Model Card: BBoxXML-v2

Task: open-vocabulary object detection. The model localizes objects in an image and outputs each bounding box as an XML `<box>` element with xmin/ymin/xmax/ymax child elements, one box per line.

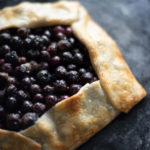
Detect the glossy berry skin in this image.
<box><xmin>0</xmin><ymin>45</ymin><xmax>10</xmax><ymax>57</ymax></box>
<box><xmin>51</xmin><ymin>56</ymin><xmax>61</xmax><ymax>66</ymax></box>
<box><xmin>30</xmin><ymin>84</ymin><xmax>41</xmax><ymax>94</ymax></box>
<box><xmin>67</xmin><ymin>70</ymin><xmax>79</xmax><ymax>83</ymax></box>
<box><xmin>6</xmin><ymin>84</ymin><xmax>17</xmax><ymax>95</ymax></box>
<box><xmin>45</xmin><ymin>95</ymin><xmax>58</xmax><ymax>108</ymax></box>
<box><xmin>0</xmin><ymin>33</ymin><xmax>11</xmax><ymax>45</ymax></box>
<box><xmin>22</xmin><ymin>101</ymin><xmax>33</xmax><ymax>113</ymax></box>
<box><xmin>21</xmin><ymin>112</ymin><xmax>38</xmax><ymax>128</ymax></box>
<box><xmin>47</xmin><ymin>43</ymin><xmax>57</xmax><ymax>56</ymax></box>
<box><xmin>43</xmin><ymin>85</ymin><xmax>54</xmax><ymax>95</ymax></box>
<box><xmin>81</xmin><ymin>72</ymin><xmax>93</xmax><ymax>84</ymax></box>
<box><xmin>41</xmin><ymin>50</ymin><xmax>51</xmax><ymax>61</ymax></box>
<box><xmin>17</xmin><ymin>28</ymin><xmax>30</xmax><ymax>38</ymax></box>
<box><xmin>15</xmin><ymin>65</ymin><xmax>30</xmax><ymax>79</ymax></box>
<box><xmin>33</xmin><ymin>93</ymin><xmax>44</xmax><ymax>102</ymax></box>
<box><xmin>33</xmin><ymin>102</ymin><xmax>46</xmax><ymax>115</ymax></box>
<box><xmin>55</xmin><ymin>66</ymin><xmax>67</xmax><ymax>79</ymax></box>
<box><xmin>60</xmin><ymin>95</ymin><xmax>69</xmax><ymax>101</ymax></box>
<box><xmin>53</xmin><ymin>80</ymin><xmax>68</xmax><ymax>93</ymax></box>
<box><xmin>69</xmin><ymin>84</ymin><xmax>82</xmax><ymax>95</ymax></box>
<box><xmin>57</xmin><ymin>40</ymin><xmax>71</xmax><ymax>51</ymax></box>
<box><xmin>6</xmin><ymin>113</ymin><xmax>20</xmax><ymax>131</ymax></box>
<box><xmin>36</xmin><ymin>70</ymin><xmax>51</xmax><ymax>86</ymax></box>
<box><xmin>67</xmin><ymin>64</ymin><xmax>77</xmax><ymax>70</ymax></box>
<box><xmin>62</xmin><ymin>51</ymin><xmax>73</xmax><ymax>63</ymax></box>
<box><xmin>6</xmin><ymin>97</ymin><xmax>18</xmax><ymax>111</ymax></box>
<box><xmin>5</xmin><ymin>51</ymin><xmax>19</xmax><ymax>66</ymax></box>
<box><xmin>2</xmin><ymin>63</ymin><xmax>13</xmax><ymax>74</ymax></box>
<box><xmin>21</xmin><ymin>77</ymin><xmax>31</xmax><ymax>89</ymax></box>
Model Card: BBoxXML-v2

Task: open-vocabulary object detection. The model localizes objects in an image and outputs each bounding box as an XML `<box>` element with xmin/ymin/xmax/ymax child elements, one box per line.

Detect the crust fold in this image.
<box><xmin>71</xmin><ymin>6</ymin><xmax>146</xmax><ymax>113</ymax></box>
<box><xmin>0</xmin><ymin>129</ymin><xmax>41</xmax><ymax>150</ymax></box>
<box><xmin>21</xmin><ymin>81</ymin><xmax>119</xmax><ymax>150</ymax></box>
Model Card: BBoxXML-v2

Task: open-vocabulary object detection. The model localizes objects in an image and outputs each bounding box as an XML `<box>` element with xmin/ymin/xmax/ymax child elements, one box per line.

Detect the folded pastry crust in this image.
<box><xmin>0</xmin><ymin>1</ymin><xmax>146</xmax><ymax>150</ymax></box>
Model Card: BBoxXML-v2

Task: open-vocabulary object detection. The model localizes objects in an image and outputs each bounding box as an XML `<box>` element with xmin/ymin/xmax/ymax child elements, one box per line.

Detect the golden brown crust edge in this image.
<box><xmin>0</xmin><ymin>129</ymin><xmax>41</xmax><ymax>150</ymax></box>
<box><xmin>71</xmin><ymin>6</ymin><xmax>146</xmax><ymax>113</ymax></box>
<box><xmin>0</xmin><ymin>1</ymin><xmax>146</xmax><ymax>150</ymax></box>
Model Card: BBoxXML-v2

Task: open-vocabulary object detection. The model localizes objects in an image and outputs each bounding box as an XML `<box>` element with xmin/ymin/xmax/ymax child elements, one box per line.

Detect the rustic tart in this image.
<box><xmin>0</xmin><ymin>1</ymin><xmax>146</xmax><ymax>150</ymax></box>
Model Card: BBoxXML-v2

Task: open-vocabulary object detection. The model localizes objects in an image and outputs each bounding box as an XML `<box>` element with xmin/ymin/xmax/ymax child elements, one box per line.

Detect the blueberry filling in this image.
<box><xmin>0</xmin><ymin>26</ymin><xmax>98</xmax><ymax>131</ymax></box>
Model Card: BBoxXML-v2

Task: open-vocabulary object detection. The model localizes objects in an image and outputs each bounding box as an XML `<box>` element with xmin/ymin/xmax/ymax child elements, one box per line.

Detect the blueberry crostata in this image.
<box><xmin>0</xmin><ymin>1</ymin><xmax>146</xmax><ymax>150</ymax></box>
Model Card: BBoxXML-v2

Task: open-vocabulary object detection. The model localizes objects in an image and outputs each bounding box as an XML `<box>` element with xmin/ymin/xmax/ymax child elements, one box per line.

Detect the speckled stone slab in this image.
<box><xmin>0</xmin><ymin>0</ymin><xmax>150</xmax><ymax>150</ymax></box>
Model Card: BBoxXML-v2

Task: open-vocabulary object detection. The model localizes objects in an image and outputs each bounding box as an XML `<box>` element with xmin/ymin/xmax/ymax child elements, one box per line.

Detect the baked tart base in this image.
<box><xmin>0</xmin><ymin>1</ymin><xmax>146</xmax><ymax>150</ymax></box>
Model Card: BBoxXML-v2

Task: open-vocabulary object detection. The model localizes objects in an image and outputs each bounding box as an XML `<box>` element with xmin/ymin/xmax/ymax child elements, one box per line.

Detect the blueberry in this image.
<box><xmin>62</xmin><ymin>51</ymin><xmax>73</xmax><ymax>63</ymax></box>
<box><xmin>22</xmin><ymin>101</ymin><xmax>33</xmax><ymax>113</ymax></box>
<box><xmin>74</xmin><ymin>52</ymin><xmax>83</xmax><ymax>64</ymax></box>
<box><xmin>24</xmin><ymin>37</ymin><xmax>33</xmax><ymax>48</ymax></box>
<box><xmin>41</xmin><ymin>50</ymin><xmax>51</xmax><ymax>61</ymax></box>
<box><xmin>0</xmin><ymin>59</ymin><xmax>5</xmax><ymax>66</ymax></box>
<box><xmin>53</xmin><ymin>80</ymin><xmax>68</xmax><ymax>93</ymax></box>
<box><xmin>6</xmin><ymin>84</ymin><xmax>17</xmax><ymax>95</ymax></box>
<box><xmin>15</xmin><ymin>65</ymin><xmax>30</xmax><ymax>79</ymax></box>
<box><xmin>5</xmin><ymin>51</ymin><xmax>19</xmax><ymax>66</ymax></box>
<box><xmin>21</xmin><ymin>77</ymin><xmax>31</xmax><ymax>89</ymax></box>
<box><xmin>51</xmin><ymin>56</ymin><xmax>61</xmax><ymax>66</ymax></box>
<box><xmin>19</xmin><ymin>57</ymin><xmax>27</xmax><ymax>64</ymax></box>
<box><xmin>47</xmin><ymin>43</ymin><xmax>57</xmax><ymax>56</ymax></box>
<box><xmin>36</xmin><ymin>70</ymin><xmax>51</xmax><ymax>86</ymax></box>
<box><xmin>17</xmin><ymin>28</ymin><xmax>30</xmax><ymax>38</ymax></box>
<box><xmin>33</xmin><ymin>93</ymin><xmax>44</xmax><ymax>102</ymax></box>
<box><xmin>33</xmin><ymin>102</ymin><xmax>46</xmax><ymax>115</ymax></box>
<box><xmin>8</xmin><ymin>77</ymin><xmax>17</xmax><ymax>85</ymax></box>
<box><xmin>45</xmin><ymin>95</ymin><xmax>58</xmax><ymax>108</ymax></box>
<box><xmin>44</xmin><ymin>30</ymin><xmax>51</xmax><ymax>38</ymax></box>
<box><xmin>81</xmin><ymin>72</ymin><xmax>93</xmax><ymax>84</ymax></box>
<box><xmin>55</xmin><ymin>32</ymin><xmax>66</xmax><ymax>41</ymax></box>
<box><xmin>21</xmin><ymin>112</ymin><xmax>38</xmax><ymax>128</ymax></box>
<box><xmin>43</xmin><ymin>85</ymin><xmax>54</xmax><ymax>95</ymax></box>
<box><xmin>17</xmin><ymin>90</ymin><xmax>29</xmax><ymax>102</ymax></box>
<box><xmin>57</xmin><ymin>40</ymin><xmax>71</xmax><ymax>51</ymax></box>
<box><xmin>30</xmin><ymin>60</ymin><xmax>38</xmax><ymax>71</ymax></box>
<box><xmin>69</xmin><ymin>84</ymin><xmax>82</xmax><ymax>95</ymax></box>
<box><xmin>41</xmin><ymin>35</ymin><xmax>50</xmax><ymax>46</ymax></box>
<box><xmin>54</xmin><ymin>26</ymin><xmax>65</xmax><ymax>34</ymax></box>
<box><xmin>0</xmin><ymin>45</ymin><xmax>11</xmax><ymax>57</ymax></box>
<box><xmin>0</xmin><ymin>33</ymin><xmax>11</xmax><ymax>45</ymax></box>
<box><xmin>38</xmin><ymin>62</ymin><xmax>49</xmax><ymax>70</ymax></box>
<box><xmin>67</xmin><ymin>70</ymin><xmax>79</xmax><ymax>83</ymax></box>
<box><xmin>6</xmin><ymin>113</ymin><xmax>20</xmax><ymax>131</ymax></box>
<box><xmin>11</xmin><ymin>36</ymin><xmax>22</xmax><ymax>49</ymax></box>
<box><xmin>69</xmin><ymin>37</ymin><xmax>75</xmax><ymax>46</ymax></box>
<box><xmin>65</xmin><ymin>27</ymin><xmax>72</xmax><ymax>36</ymax></box>
<box><xmin>60</xmin><ymin>95</ymin><xmax>69</xmax><ymax>101</ymax></box>
<box><xmin>2</xmin><ymin>63</ymin><xmax>13</xmax><ymax>74</ymax></box>
<box><xmin>6</xmin><ymin>96</ymin><xmax>18</xmax><ymax>111</ymax></box>
<box><xmin>67</xmin><ymin>64</ymin><xmax>77</xmax><ymax>70</ymax></box>
<box><xmin>30</xmin><ymin>84</ymin><xmax>41</xmax><ymax>94</ymax></box>
<box><xmin>55</xmin><ymin>66</ymin><xmax>67</xmax><ymax>78</ymax></box>
<box><xmin>78</xmin><ymin>68</ymin><xmax>86</xmax><ymax>75</ymax></box>
<box><xmin>30</xmin><ymin>77</ymin><xmax>36</xmax><ymax>84</ymax></box>
<box><xmin>27</xmin><ymin>49</ymin><xmax>40</xmax><ymax>60</ymax></box>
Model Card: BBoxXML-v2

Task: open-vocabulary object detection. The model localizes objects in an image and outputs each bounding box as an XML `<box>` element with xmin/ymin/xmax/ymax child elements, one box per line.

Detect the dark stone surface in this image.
<box><xmin>0</xmin><ymin>0</ymin><xmax>150</xmax><ymax>149</ymax></box>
